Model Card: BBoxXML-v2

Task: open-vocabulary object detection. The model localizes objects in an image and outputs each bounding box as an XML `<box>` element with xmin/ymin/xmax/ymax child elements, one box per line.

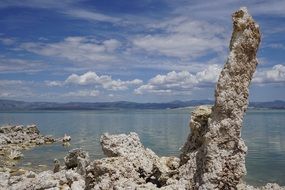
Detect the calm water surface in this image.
<box><xmin>0</xmin><ymin>109</ymin><xmax>284</xmax><ymax>186</ymax></box>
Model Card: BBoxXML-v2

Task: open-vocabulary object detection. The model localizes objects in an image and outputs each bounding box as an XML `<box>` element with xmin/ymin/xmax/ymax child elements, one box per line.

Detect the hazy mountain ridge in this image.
<box><xmin>0</xmin><ymin>99</ymin><xmax>284</xmax><ymax>111</ymax></box>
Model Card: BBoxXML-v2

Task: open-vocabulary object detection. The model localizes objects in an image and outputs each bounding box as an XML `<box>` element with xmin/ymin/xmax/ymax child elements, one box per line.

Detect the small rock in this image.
<box><xmin>63</xmin><ymin>134</ymin><xmax>71</xmax><ymax>142</ymax></box>
<box><xmin>53</xmin><ymin>159</ymin><xmax>60</xmax><ymax>173</ymax></box>
<box><xmin>64</xmin><ymin>149</ymin><xmax>89</xmax><ymax>169</ymax></box>
<box><xmin>8</xmin><ymin>149</ymin><xmax>23</xmax><ymax>160</ymax></box>
<box><xmin>44</xmin><ymin>135</ymin><xmax>56</xmax><ymax>144</ymax></box>
<box><xmin>26</xmin><ymin>171</ymin><xmax>36</xmax><ymax>178</ymax></box>
<box><xmin>71</xmin><ymin>180</ymin><xmax>85</xmax><ymax>190</ymax></box>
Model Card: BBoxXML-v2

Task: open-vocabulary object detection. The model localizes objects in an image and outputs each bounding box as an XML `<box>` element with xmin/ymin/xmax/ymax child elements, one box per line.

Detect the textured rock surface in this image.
<box><xmin>180</xmin><ymin>105</ymin><xmax>212</xmax><ymax>165</ymax></box>
<box><xmin>0</xmin><ymin>124</ymin><xmax>57</xmax><ymax>169</ymax></box>
<box><xmin>0</xmin><ymin>133</ymin><xmax>284</xmax><ymax>190</ymax></box>
<box><xmin>0</xmin><ymin>168</ymin><xmax>85</xmax><ymax>190</ymax></box>
<box><xmin>86</xmin><ymin>132</ymin><xmax>180</xmax><ymax>189</ymax></box>
<box><xmin>179</xmin><ymin>106</ymin><xmax>212</xmax><ymax>187</ymax></box>
<box><xmin>199</xmin><ymin>7</ymin><xmax>261</xmax><ymax>189</ymax></box>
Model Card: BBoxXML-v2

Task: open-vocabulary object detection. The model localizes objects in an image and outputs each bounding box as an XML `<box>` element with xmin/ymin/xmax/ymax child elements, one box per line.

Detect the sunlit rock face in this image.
<box><xmin>181</xmin><ymin>7</ymin><xmax>261</xmax><ymax>190</ymax></box>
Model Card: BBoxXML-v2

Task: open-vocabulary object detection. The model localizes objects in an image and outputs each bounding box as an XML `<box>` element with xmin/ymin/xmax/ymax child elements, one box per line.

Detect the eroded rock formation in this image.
<box><xmin>86</xmin><ymin>133</ymin><xmax>181</xmax><ymax>189</ymax></box>
<box><xmin>181</xmin><ymin>7</ymin><xmax>262</xmax><ymax>189</ymax></box>
<box><xmin>199</xmin><ymin>7</ymin><xmax>261</xmax><ymax>189</ymax></box>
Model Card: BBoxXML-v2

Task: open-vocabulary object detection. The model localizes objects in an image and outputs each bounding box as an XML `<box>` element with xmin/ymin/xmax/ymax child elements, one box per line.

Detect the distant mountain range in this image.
<box><xmin>0</xmin><ymin>99</ymin><xmax>285</xmax><ymax>111</ymax></box>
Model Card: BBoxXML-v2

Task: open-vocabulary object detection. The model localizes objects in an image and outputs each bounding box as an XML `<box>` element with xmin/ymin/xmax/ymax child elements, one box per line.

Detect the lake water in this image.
<box><xmin>0</xmin><ymin>108</ymin><xmax>284</xmax><ymax>186</ymax></box>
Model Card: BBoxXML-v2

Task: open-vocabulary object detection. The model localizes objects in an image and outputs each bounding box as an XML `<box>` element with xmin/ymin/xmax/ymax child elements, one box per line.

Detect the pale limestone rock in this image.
<box><xmin>179</xmin><ymin>7</ymin><xmax>261</xmax><ymax>190</ymax></box>
<box><xmin>85</xmin><ymin>133</ymin><xmax>183</xmax><ymax>189</ymax></box>
<box><xmin>63</xmin><ymin>134</ymin><xmax>71</xmax><ymax>142</ymax></box>
<box><xmin>64</xmin><ymin>148</ymin><xmax>90</xmax><ymax>171</ymax></box>
<box><xmin>8</xmin><ymin>149</ymin><xmax>23</xmax><ymax>160</ymax></box>
<box><xmin>238</xmin><ymin>183</ymin><xmax>285</xmax><ymax>190</ymax></box>
<box><xmin>2</xmin><ymin>169</ymin><xmax>86</xmax><ymax>190</ymax></box>
<box><xmin>100</xmin><ymin>132</ymin><xmax>144</xmax><ymax>157</ymax></box>
<box><xmin>180</xmin><ymin>105</ymin><xmax>212</xmax><ymax>164</ymax></box>
<box><xmin>61</xmin><ymin>184</ymin><xmax>71</xmax><ymax>190</ymax></box>
<box><xmin>25</xmin><ymin>171</ymin><xmax>36</xmax><ymax>178</ymax></box>
<box><xmin>71</xmin><ymin>180</ymin><xmax>85</xmax><ymax>190</ymax></box>
<box><xmin>0</xmin><ymin>124</ymin><xmax>57</xmax><ymax>168</ymax></box>
<box><xmin>260</xmin><ymin>184</ymin><xmax>285</xmax><ymax>190</ymax></box>
<box><xmin>0</xmin><ymin>172</ymin><xmax>9</xmax><ymax>189</ymax></box>
<box><xmin>53</xmin><ymin>159</ymin><xmax>60</xmax><ymax>173</ymax></box>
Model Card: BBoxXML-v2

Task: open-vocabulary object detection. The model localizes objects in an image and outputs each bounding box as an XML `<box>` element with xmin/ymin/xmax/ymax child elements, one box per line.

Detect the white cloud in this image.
<box><xmin>64</xmin><ymin>71</ymin><xmax>143</xmax><ymax>91</ymax></box>
<box><xmin>63</xmin><ymin>90</ymin><xmax>100</xmax><ymax>97</ymax></box>
<box><xmin>0</xmin><ymin>80</ymin><xmax>24</xmax><ymax>86</ymax></box>
<box><xmin>253</xmin><ymin>64</ymin><xmax>285</xmax><ymax>84</ymax></box>
<box><xmin>45</xmin><ymin>81</ymin><xmax>63</xmax><ymax>87</ymax></box>
<box><xmin>20</xmin><ymin>36</ymin><xmax>121</xmax><ymax>63</ymax></box>
<box><xmin>264</xmin><ymin>43</ymin><xmax>285</xmax><ymax>50</ymax></box>
<box><xmin>135</xmin><ymin>64</ymin><xmax>221</xmax><ymax>95</ymax></box>
<box><xmin>64</xmin><ymin>9</ymin><xmax>121</xmax><ymax>23</ymax></box>
<box><xmin>0</xmin><ymin>80</ymin><xmax>35</xmax><ymax>98</ymax></box>
<box><xmin>196</xmin><ymin>64</ymin><xmax>221</xmax><ymax>83</ymax></box>
<box><xmin>0</xmin><ymin>57</ymin><xmax>45</xmax><ymax>73</ymax></box>
<box><xmin>132</xmin><ymin>17</ymin><xmax>226</xmax><ymax>59</ymax></box>
<box><xmin>171</xmin><ymin>0</ymin><xmax>285</xmax><ymax>21</ymax></box>
<box><xmin>135</xmin><ymin>64</ymin><xmax>285</xmax><ymax>96</ymax></box>
<box><xmin>0</xmin><ymin>0</ymin><xmax>121</xmax><ymax>24</ymax></box>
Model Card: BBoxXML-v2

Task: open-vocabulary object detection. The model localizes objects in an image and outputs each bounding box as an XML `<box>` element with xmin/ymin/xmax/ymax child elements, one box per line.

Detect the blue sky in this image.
<box><xmin>0</xmin><ymin>0</ymin><xmax>284</xmax><ymax>102</ymax></box>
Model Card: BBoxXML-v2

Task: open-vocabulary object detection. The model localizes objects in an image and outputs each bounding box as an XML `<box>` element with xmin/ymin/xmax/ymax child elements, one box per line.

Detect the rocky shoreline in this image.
<box><xmin>0</xmin><ymin>128</ymin><xmax>283</xmax><ymax>190</ymax></box>
<box><xmin>0</xmin><ymin>7</ymin><xmax>284</xmax><ymax>190</ymax></box>
<box><xmin>0</xmin><ymin>124</ymin><xmax>57</xmax><ymax>170</ymax></box>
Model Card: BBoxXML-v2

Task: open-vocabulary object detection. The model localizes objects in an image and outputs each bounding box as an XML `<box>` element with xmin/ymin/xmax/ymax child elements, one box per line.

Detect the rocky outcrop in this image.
<box><xmin>0</xmin><ymin>132</ymin><xmax>284</xmax><ymax>189</ymax></box>
<box><xmin>181</xmin><ymin>7</ymin><xmax>262</xmax><ymax>189</ymax></box>
<box><xmin>85</xmin><ymin>133</ymin><xmax>181</xmax><ymax>189</ymax></box>
<box><xmin>0</xmin><ymin>124</ymin><xmax>56</xmax><ymax>169</ymax></box>
<box><xmin>196</xmin><ymin>7</ymin><xmax>261</xmax><ymax>189</ymax></box>
<box><xmin>0</xmin><ymin>167</ymin><xmax>86</xmax><ymax>190</ymax></box>
<box><xmin>0</xmin><ymin>149</ymin><xmax>89</xmax><ymax>190</ymax></box>
<box><xmin>180</xmin><ymin>106</ymin><xmax>212</xmax><ymax>187</ymax></box>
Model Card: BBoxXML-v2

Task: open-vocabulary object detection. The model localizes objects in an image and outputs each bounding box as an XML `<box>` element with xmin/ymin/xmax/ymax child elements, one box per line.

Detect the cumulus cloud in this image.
<box><xmin>132</xmin><ymin>17</ymin><xmax>226</xmax><ymax>59</ymax></box>
<box><xmin>253</xmin><ymin>64</ymin><xmax>285</xmax><ymax>84</ymax></box>
<box><xmin>135</xmin><ymin>64</ymin><xmax>285</xmax><ymax>95</ymax></box>
<box><xmin>20</xmin><ymin>36</ymin><xmax>121</xmax><ymax>63</ymax></box>
<box><xmin>135</xmin><ymin>64</ymin><xmax>221</xmax><ymax>95</ymax></box>
<box><xmin>62</xmin><ymin>71</ymin><xmax>143</xmax><ymax>91</ymax></box>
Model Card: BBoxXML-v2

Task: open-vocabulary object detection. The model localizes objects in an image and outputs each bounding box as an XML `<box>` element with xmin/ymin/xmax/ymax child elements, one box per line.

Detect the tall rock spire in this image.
<box><xmin>198</xmin><ymin>7</ymin><xmax>261</xmax><ymax>189</ymax></box>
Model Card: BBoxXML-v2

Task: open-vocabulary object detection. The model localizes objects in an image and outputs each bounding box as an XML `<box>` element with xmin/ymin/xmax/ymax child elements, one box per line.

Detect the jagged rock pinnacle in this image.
<box><xmin>197</xmin><ymin>7</ymin><xmax>261</xmax><ymax>189</ymax></box>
